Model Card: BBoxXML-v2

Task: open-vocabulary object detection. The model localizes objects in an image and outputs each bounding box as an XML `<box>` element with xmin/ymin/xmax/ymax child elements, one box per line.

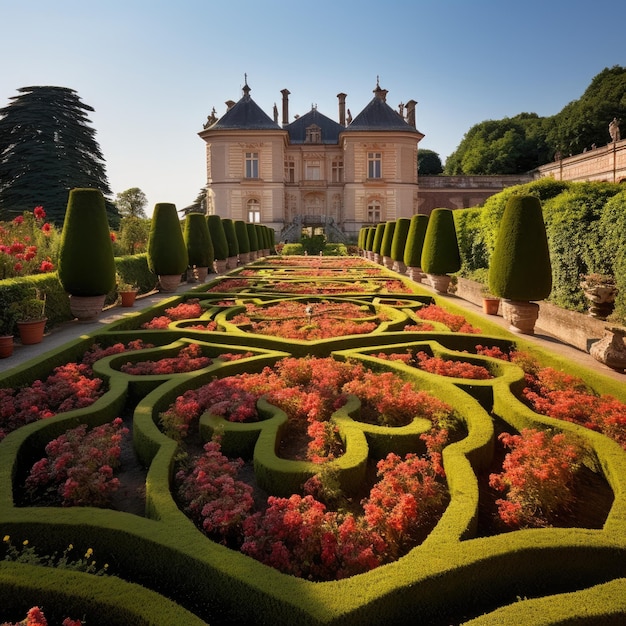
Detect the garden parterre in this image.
<box><xmin>1</xmin><ymin>256</ymin><xmax>626</xmax><ymax>625</ymax></box>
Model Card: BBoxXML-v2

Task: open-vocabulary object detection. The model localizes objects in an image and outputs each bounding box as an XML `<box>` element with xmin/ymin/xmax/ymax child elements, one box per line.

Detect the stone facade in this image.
<box><xmin>199</xmin><ymin>81</ymin><xmax>423</xmax><ymax>242</ymax></box>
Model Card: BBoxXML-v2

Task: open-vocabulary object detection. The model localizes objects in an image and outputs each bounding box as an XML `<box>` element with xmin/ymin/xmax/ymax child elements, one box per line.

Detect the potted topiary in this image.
<box><xmin>371</xmin><ymin>223</ymin><xmax>386</xmax><ymax>265</ymax></box>
<box><xmin>207</xmin><ymin>215</ymin><xmax>229</xmax><ymax>273</ymax></box>
<box><xmin>147</xmin><ymin>203</ymin><xmax>189</xmax><ymax>292</ymax></box>
<box><xmin>235</xmin><ymin>220</ymin><xmax>251</xmax><ymax>264</ymax></box>
<box><xmin>246</xmin><ymin>223</ymin><xmax>259</xmax><ymax>261</ymax></box>
<box><xmin>390</xmin><ymin>217</ymin><xmax>410</xmax><ymax>274</ymax></box>
<box><xmin>116</xmin><ymin>274</ymin><xmax>139</xmax><ymax>307</ymax></box>
<box><xmin>221</xmin><ymin>218</ymin><xmax>240</xmax><ymax>269</ymax></box>
<box><xmin>403</xmin><ymin>214</ymin><xmax>428</xmax><ymax>282</ymax></box>
<box><xmin>488</xmin><ymin>195</ymin><xmax>552</xmax><ymax>334</ymax></box>
<box><xmin>420</xmin><ymin>208</ymin><xmax>461</xmax><ymax>294</ymax></box>
<box><xmin>184</xmin><ymin>213</ymin><xmax>214</xmax><ymax>283</ymax></box>
<box><xmin>380</xmin><ymin>221</ymin><xmax>396</xmax><ymax>269</ymax></box>
<box><xmin>57</xmin><ymin>188</ymin><xmax>117</xmax><ymax>321</ymax></box>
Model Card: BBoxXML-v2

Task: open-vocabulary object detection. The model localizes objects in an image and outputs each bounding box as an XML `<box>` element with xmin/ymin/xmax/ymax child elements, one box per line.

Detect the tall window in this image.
<box><xmin>331</xmin><ymin>158</ymin><xmax>343</xmax><ymax>183</ymax></box>
<box><xmin>305</xmin><ymin>160</ymin><xmax>321</xmax><ymax>180</ymax></box>
<box><xmin>245</xmin><ymin>152</ymin><xmax>259</xmax><ymax>178</ymax></box>
<box><xmin>247</xmin><ymin>199</ymin><xmax>261</xmax><ymax>223</ymax></box>
<box><xmin>285</xmin><ymin>158</ymin><xmax>295</xmax><ymax>183</ymax></box>
<box><xmin>368</xmin><ymin>152</ymin><xmax>382</xmax><ymax>179</ymax></box>
<box><xmin>367</xmin><ymin>200</ymin><xmax>381</xmax><ymax>222</ymax></box>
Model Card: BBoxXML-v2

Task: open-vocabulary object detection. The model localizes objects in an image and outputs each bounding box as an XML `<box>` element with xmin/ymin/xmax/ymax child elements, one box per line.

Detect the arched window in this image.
<box><xmin>247</xmin><ymin>198</ymin><xmax>261</xmax><ymax>223</ymax></box>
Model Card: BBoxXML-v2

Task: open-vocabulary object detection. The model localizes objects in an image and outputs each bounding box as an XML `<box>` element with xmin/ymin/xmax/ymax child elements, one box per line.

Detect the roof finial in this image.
<box><xmin>242</xmin><ymin>73</ymin><xmax>251</xmax><ymax>97</ymax></box>
<box><xmin>376</xmin><ymin>75</ymin><xmax>380</xmax><ymax>88</ymax></box>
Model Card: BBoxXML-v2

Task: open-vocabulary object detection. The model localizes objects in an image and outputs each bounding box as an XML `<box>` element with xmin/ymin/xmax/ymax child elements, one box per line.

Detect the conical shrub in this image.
<box><xmin>391</xmin><ymin>218</ymin><xmax>411</xmax><ymax>263</ymax></box>
<box><xmin>489</xmin><ymin>195</ymin><xmax>552</xmax><ymax>301</ymax></box>
<box><xmin>421</xmin><ymin>209</ymin><xmax>461</xmax><ymax>275</ymax></box>
<box><xmin>403</xmin><ymin>214</ymin><xmax>429</xmax><ymax>267</ymax></box>
<box><xmin>372</xmin><ymin>223</ymin><xmax>385</xmax><ymax>255</ymax></box>
<box><xmin>235</xmin><ymin>220</ymin><xmax>250</xmax><ymax>254</ymax></box>
<box><xmin>147</xmin><ymin>203</ymin><xmax>188</xmax><ymax>275</ymax></box>
<box><xmin>380</xmin><ymin>221</ymin><xmax>396</xmax><ymax>258</ymax></box>
<box><xmin>247</xmin><ymin>223</ymin><xmax>259</xmax><ymax>253</ymax></box>
<box><xmin>184</xmin><ymin>213</ymin><xmax>214</xmax><ymax>268</ymax></box>
<box><xmin>207</xmin><ymin>215</ymin><xmax>229</xmax><ymax>261</ymax></box>
<box><xmin>222</xmin><ymin>218</ymin><xmax>240</xmax><ymax>257</ymax></box>
<box><xmin>58</xmin><ymin>188</ymin><xmax>116</xmax><ymax>296</ymax></box>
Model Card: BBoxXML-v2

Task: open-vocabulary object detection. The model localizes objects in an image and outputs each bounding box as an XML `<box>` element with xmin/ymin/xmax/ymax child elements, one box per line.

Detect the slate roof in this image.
<box><xmin>345</xmin><ymin>94</ymin><xmax>419</xmax><ymax>133</ymax></box>
<box><xmin>286</xmin><ymin>108</ymin><xmax>344</xmax><ymax>144</ymax></box>
<box><xmin>208</xmin><ymin>85</ymin><xmax>282</xmax><ymax>131</ymax></box>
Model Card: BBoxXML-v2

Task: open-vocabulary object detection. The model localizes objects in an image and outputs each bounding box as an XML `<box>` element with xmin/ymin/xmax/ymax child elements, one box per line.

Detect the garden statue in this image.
<box><xmin>609</xmin><ymin>117</ymin><xmax>621</xmax><ymax>143</ymax></box>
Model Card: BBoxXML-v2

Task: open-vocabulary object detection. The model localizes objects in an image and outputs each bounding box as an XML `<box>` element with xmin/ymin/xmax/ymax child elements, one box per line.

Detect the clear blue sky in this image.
<box><xmin>1</xmin><ymin>0</ymin><xmax>625</xmax><ymax>216</ymax></box>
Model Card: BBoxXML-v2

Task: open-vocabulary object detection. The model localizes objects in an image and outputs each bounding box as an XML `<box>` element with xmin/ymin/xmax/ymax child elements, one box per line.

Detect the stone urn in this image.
<box><xmin>501</xmin><ymin>300</ymin><xmax>540</xmax><ymax>334</ymax></box>
<box><xmin>239</xmin><ymin>252</ymin><xmax>250</xmax><ymax>265</ymax></box>
<box><xmin>194</xmin><ymin>266</ymin><xmax>209</xmax><ymax>283</ymax></box>
<box><xmin>392</xmin><ymin>260</ymin><xmax>407</xmax><ymax>274</ymax></box>
<box><xmin>590</xmin><ymin>326</ymin><xmax>626</xmax><ymax>372</ymax></box>
<box><xmin>406</xmin><ymin>267</ymin><xmax>424</xmax><ymax>283</ymax></box>
<box><xmin>158</xmin><ymin>274</ymin><xmax>182</xmax><ymax>292</ymax></box>
<box><xmin>426</xmin><ymin>274</ymin><xmax>451</xmax><ymax>294</ymax></box>
<box><xmin>580</xmin><ymin>275</ymin><xmax>618</xmax><ymax>320</ymax></box>
<box><xmin>382</xmin><ymin>256</ymin><xmax>394</xmax><ymax>269</ymax></box>
<box><xmin>227</xmin><ymin>255</ymin><xmax>239</xmax><ymax>270</ymax></box>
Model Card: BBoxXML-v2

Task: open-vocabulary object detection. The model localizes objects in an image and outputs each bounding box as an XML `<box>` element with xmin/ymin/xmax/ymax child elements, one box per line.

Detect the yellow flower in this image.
<box><xmin>68</xmin><ymin>544</ymin><xmax>73</xmax><ymax>551</ymax></box>
<box><xmin>22</xmin><ymin>540</ymin><xmax>29</xmax><ymax>546</ymax></box>
<box><xmin>84</xmin><ymin>548</ymin><xmax>93</xmax><ymax>558</ymax></box>
<box><xmin>2</xmin><ymin>535</ymin><xmax>9</xmax><ymax>543</ymax></box>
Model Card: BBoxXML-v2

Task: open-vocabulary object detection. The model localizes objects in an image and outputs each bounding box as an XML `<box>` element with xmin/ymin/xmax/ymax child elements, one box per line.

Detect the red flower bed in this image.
<box><xmin>142</xmin><ymin>299</ymin><xmax>206</xmax><ymax>329</ymax></box>
<box><xmin>1</xmin><ymin>606</ymin><xmax>81</xmax><ymax>626</ymax></box>
<box><xmin>415</xmin><ymin>304</ymin><xmax>481</xmax><ymax>333</ymax></box>
<box><xmin>230</xmin><ymin>301</ymin><xmax>386</xmax><ymax>340</ymax></box>
<box><xmin>373</xmin><ymin>351</ymin><xmax>492</xmax><ymax>380</ymax></box>
<box><xmin>120</xmin><ymin>343</ymin><xmax>212</xmax><ymax>375</ymax></box>
<box><xmin>25</xmin><ymin>418</ymin><xmax>129</xmax><ymax>508</ymax></box>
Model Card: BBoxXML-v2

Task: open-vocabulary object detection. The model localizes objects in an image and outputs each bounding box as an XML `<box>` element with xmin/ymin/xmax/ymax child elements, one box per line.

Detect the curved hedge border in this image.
<box><xmin>1</xmin><ymin>258</ymin><xmax>625</xmax><ymax>625</ymax></box>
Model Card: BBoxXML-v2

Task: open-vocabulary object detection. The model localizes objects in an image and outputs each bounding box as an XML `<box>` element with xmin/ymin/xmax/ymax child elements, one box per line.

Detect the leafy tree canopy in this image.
<box><xmin>445</xmin><ymin>66</ymin><xmax>626</xmax><ymax>175</ymax></box>
<box><xmin>0</xmin><ymin>86</ymin><xmax>119</xmax><ymax>227</ymax></box>
<box><xmin>116</xmin><ymin>187</ymin><xmax>148</xmax><ymax>219</ymax></box>
<box><xmin>418</xmin><ymin>149</ymin><xmax>443</xmax><ymax>175</ymax></box>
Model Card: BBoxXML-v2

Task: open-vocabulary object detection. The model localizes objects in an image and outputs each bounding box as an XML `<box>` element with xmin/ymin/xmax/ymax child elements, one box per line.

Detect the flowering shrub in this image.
<box><xmin>0</xmin><ymin>340</ymin><xmax>150</xmax><ymax>441</ymax></box>
<box><xmin>0</xmin><ymin>207</ymin><xmax>58</xmax><ymax>279</ymax></box>
<box><xmin>175</xmin><ymin>441</ymin><xmax>255</xmax><ymax>543</ymax></box>
<box><xmin>0</xmin><ymin>606</ymin><xmax>81</xmax><ymax>626</ymax></box>
<box><xmin>24</xmin><ymin>418</ymin><xmax>128</xmax><ymax>507</ymax></box>
<box><xmin>141</xmin><ymin>299</ymin><xmax>205</xmax><ymax>329</ymax></box>
<box><xmin>489</xmin><ymin>428</ymin><xmax>584</xmax><ymax>528</ymax></box>
<box><xmin>415</xmin><ymin>304</ymin><xmax>481</xmax><ymax>333</ymax></box>
<box><xmin>120</xmin><ymin>343</ymin><xmax>212</xmax><ymax>375</ymax></box>
<box><xmin>373</xmin><ymin>350</ymin><xmax>492</xmax><ymax>380</ymax></box>
<box><xmin>230</xmin><ymin>301</ymin><xmax>385</xmax><ymax>340</ymax></box>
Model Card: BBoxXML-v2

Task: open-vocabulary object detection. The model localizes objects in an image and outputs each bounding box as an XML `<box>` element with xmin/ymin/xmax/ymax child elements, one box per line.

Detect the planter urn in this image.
<box><xmin>0</xmin><ymin>335</ymin><xmax>14</xmax><ymax>358</ymax></box>
<box><xmin>501</xmin><ymin>300</ymin><xmax>540</xmax><ymax>334</ymax></box>
<box><xmin>590</xmin><ymin>326</ymin><xmax>626</xmax><ymax>372</ymax></box>
<box><xmin>17</xmin><ymin>318</ymin><xmax>47</xmax><ymax>344</ymax></box>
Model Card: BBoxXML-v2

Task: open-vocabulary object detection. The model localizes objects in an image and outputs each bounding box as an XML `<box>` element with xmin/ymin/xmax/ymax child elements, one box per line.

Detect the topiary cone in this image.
<box><xmin>380</xmin><ymin>221</ymin><xmax>396</xmax><ymax>267</ymax></box>
<box><xmin>58</xmin><ymin>188</ymin><xmax>116</xmax><ymax>297</ymax></box>
<box><xmin>372</xmin><ymin>223</ymin><xmax>386</xmax><ymax>259</ymax></box>
<box><xmin>184</xmin><ymin>213</ymin><xmax>214</xmax><ymax>279</ymax></box>
<box><xmin>421</xmin><ymin>208</ymin><xmax>461</xmax><ymax>275</ymax></box>
<box><xmin>247</xmin><ymin>223</ymin><xmax>259</xmax><ymax>253</ymax></box>
<box><xmin>207</xmin><ymin>215</ymin><xmax>229</xmax><ymax>261</ymax></box>
<box><xmin>403</xmin><ymin>214</ymin><xmax>429</xmax><ymax>270</ymax></box>
<box><xmin>147</xmin><ymin>203</ymin><xmax>189</xmax><ymax>276</ymax></box>
<box><xmin>488</xmin><ymin>195</ymin><xmax>552</xmax><ymax>301</ymax></box>
<box><xmin>391</xmin><ymin>218</ymin><xmax>410</xmax><ymax>262</ymax></box>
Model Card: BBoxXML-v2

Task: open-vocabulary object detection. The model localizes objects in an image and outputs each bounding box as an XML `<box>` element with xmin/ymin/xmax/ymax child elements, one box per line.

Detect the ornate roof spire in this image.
<box><xmin>242</xmin><ymin>73</ymin><xmax>251</xmax><ymax>97</ymax></box>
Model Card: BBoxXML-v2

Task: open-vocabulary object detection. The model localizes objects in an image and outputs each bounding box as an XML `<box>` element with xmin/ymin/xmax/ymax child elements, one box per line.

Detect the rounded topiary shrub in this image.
<box><xmin>58</xmin><ymin>188</ymin><xmax>116</xmax><ymax>296</ymax></box>
<box><xmin>221</xmin><ymin>218</ymin><xmax>240</xmax><ymax>258</ymax></box>
<box><xmin>184</xmin><ymin>213</ymin><xmax>214</xmax><ymax>268</ymax></box>
<box><xmin>364</xmin><ymin>226</ymin><xmax>376</xmax><ymax>252</ymax></box>
<box><xmin>380</xmin><ymin>221</ymin><xmax>396</xmax><ymax>259</ymax></box>
<box><xmin>489</xmin><ymin>195</ymin><xmax>552</xmax><ymax>301</ymax></box>
<box><xmin>207</xmin><ymin>215</ymin><xmax>229</xmax><ymax>261</ymax></box>
<box><xmin>235</xmin><ymin>220</ymin><xmax>251</xmax><ymax>254</ymax></box>
<box><xmin>147</xmin><ymin>203</ymin><xmax>188</xmax><ymax>275</ymax></box>
<box><xmin>246</xmin><ymin>223</ymin><xmax>259</xmax><ymax>253</ymax></box>
<box><xmin>391</xmin><ymin>218</ymin><xmax>411</xmax><ymax>263</ymax></box>
<box><xmin>403</xmin><ymin>214</ymin><xmax>429</xmax><ymax>267</ymax></box>
<box><xmin>421</xmin><ymin>208</ymin><xmax>461</xmax><ymax>275</ymax></box>
<box><xmin>372</xmin><ymin>223</ymin><xmax>386</xmax><ymax>255</ymax></box>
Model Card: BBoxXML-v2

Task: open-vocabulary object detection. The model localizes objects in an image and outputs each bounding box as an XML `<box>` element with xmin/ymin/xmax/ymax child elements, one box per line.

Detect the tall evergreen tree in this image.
<box><xmin>0</xmin><ymin>86</ymin><xmax>118</xmax><ymax>226</ymax></box>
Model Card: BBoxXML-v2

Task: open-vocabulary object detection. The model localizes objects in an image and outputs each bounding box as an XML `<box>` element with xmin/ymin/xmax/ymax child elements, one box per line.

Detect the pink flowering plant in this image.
<box><xmin>119</xmin><ymin>343</ymin><xmax>212</xmax><ymax>375</ymax></box>
<box><xmin>413</xmin><ymin>304</ymin><xmax>482</xmax><ymax>333</ymax></box>
<box><xmin>0</xmin><ymin>606</ymin><xmax>81</xmax><ymax>626</ymax></box>
<box><xmin>24</xmin><ymin>418</ymin><xmax>129</xmax><ymax>507</ymax></box>
<box><xmin>141</xmin><ymin>299</ymin><xmax>209</xmax><ymax>329</ymax></box>
<box><xmin>0</xmin><ymin>206</ymin><xmax>58</xmax><ymax>279</ymax></box>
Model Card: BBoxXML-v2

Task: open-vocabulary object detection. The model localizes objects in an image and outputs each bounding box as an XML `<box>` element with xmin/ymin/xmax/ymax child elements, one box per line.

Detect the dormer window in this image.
<box><xmin>305</xmin><ymin>124</ymin><xmax>321</xmax><ymax>143</ymax></box>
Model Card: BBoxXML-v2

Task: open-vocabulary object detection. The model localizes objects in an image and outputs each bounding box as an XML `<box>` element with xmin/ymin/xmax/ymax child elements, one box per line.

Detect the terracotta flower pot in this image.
<box><xmin>482</xmin><ymin>297</ymin><xmax>500</xmax><ymax>315</ymax></box>
<box><xmin>0</xmin><ymin>335</ymin><xmax>14</xmax><ymax>358</ymax></box>
<box><xmin>426</xmin><ymin>274</ymin><xmax>451</xmax><ymax>294</ymax></box>
<box><xmin>17</xmin><ymin>319</ymin><xmax>47</xmax><ymax>345</ymax></box>
<box><xmin>120</xmin><ymin>291</ymin><xmax>138</xmax><ymax>307</ymax></box>
<box><xmin>501</xmin><ymin>300</ymin><xmax>540</xmax><ymax>334</ymax></box>
<box><xmin>69</xmin><ymin>295</ymin><xmax>106</xmax><ymax>322</ymax></box>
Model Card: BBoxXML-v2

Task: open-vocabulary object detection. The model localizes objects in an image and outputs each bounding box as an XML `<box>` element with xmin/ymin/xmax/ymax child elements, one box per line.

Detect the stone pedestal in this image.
<box><xmin>590</xmin><ymin>326</ymin><xmax>626</xmax><ymax>372</ymax></box>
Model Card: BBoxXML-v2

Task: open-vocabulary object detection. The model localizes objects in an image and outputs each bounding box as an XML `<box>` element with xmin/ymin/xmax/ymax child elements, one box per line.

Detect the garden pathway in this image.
<box><xmin>1</xmin><ymin>271</ymin><xmax>624</xmax><ymax>383</ymax></box>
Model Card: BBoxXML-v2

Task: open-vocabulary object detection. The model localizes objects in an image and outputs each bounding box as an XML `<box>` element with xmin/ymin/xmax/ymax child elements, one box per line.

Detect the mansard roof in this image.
<box><xmin>208</xmin><ymin>84</ymin><xmax>282</xmax><ymax>131</ymax></box>
<box><xmin>345</xmin><ymin>91</ymin><xmax>419</xmax><ymax>133</ymax></box>
<box><xmin>286</xmin><ymin>108</ymin><xmax>344</xmax><ymax>144</ymax></box>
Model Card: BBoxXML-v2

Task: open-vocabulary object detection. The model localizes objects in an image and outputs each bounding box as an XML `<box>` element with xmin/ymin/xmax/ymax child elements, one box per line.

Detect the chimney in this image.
<box><xmin>405</xmin><ymin>99</ymin><xmax>417</xmax><ymax>128</ymax></box>
<box><xmin>337</xmin><ymin>92</ymin><xmax>347</xmax><ymax>126</ymax></box>
<box><xmin>281</xmin><ymin>89</ymin><xmax>290</xmax><ymax>125</ymax></box>
<box><xmin>225</xmin><ymin>100</ymin><xmax>236</xmax><ymax>111</ymax></box>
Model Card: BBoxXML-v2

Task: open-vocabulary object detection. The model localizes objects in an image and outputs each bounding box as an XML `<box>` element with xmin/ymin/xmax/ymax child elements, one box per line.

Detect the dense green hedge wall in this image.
<box><xmin>454</xmin><ymin>180</ymin><xmax>626</xmax><ymax>324</ymax></box>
